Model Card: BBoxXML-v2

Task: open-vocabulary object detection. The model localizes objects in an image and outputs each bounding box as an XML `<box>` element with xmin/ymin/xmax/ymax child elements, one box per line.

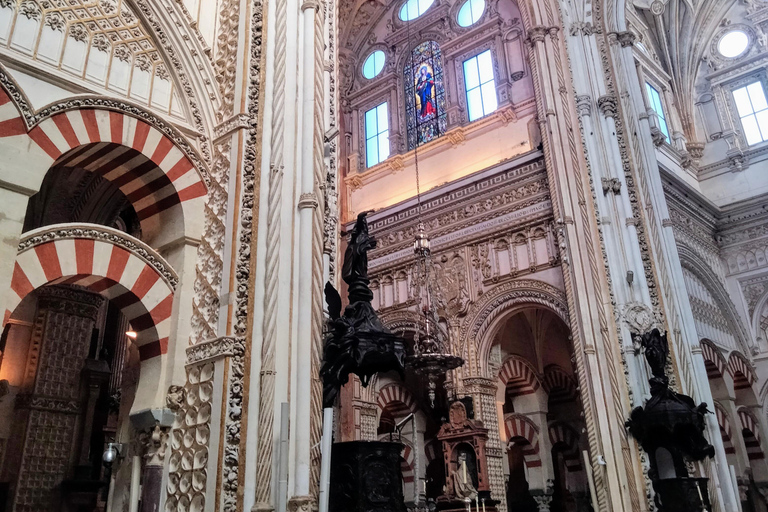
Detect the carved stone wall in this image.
<box><xmin>9</xmin><ymin>287</ymin><xmax>103</xmax><ymax>512</ymax></box>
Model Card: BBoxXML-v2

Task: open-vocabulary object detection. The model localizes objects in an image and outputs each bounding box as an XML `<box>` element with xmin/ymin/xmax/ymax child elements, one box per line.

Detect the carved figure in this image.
<box><xmin>321</xmin><ymin>212</ymin><xmax>406</xmax><ymax>407</ymax></box>
<box><xmin>626</xmin><ymin>328</ymin><xmax>715</xmax><ymax>462</ymax></box>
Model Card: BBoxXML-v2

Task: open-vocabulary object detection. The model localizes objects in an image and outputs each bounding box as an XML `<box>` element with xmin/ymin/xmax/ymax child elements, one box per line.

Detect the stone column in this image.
<box><xmin>464</xmin><ymin>377</ymin><xmax>507</xmax><ymax>512</ymax></box>
<box><xmin>0</xmin><ymin>186</ymin><xmax>33</xmax><ymax>320</ymax></box>
<box><xmin>139</xmin><ymin>425</ymin><xmax>169</xmax><ymax>512</ymax></box>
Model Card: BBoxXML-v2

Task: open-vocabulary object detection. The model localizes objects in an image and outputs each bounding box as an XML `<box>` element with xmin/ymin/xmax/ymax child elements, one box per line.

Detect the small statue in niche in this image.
<box><xmin>452</xmin><ymin>451</ymin><xmax>478</xmax><ymax>502</ymax></box>
<box><xmin>321</xmin><ymin>212</ymin><xmax>406</xmax><ymax>407</ymax></box>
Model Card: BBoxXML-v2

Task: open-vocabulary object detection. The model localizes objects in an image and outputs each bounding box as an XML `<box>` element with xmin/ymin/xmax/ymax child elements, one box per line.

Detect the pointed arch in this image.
<box><xmin>504</xmin><ymin>413</ymin><xmax>541</xmax><ymax>468</ymax></box>
<box><xmin>461</xmin><ymin>278</ymin><xmax>568</xmax><ymax>376</ymax></box>
<box><xmin>677</xmin><ymin>244</ymin><xmax>753</xmax><ymax>354</ymax></box>
<box><xmin>8</xmin><ymin>224</ymin><xmax>176</xmax><ymax>360</ymax></box>
<box><xmin>728</xmin><ymin>351</ymin><xmax>756</xmax><ymax>391</ymax></box>
<box><xmin>498</xmin><ymin>356</ymin><xmax>541</xmax><ymax>397</ymax></box>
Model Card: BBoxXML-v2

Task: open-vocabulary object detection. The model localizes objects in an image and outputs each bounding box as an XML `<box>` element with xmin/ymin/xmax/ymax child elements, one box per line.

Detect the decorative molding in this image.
<box><xmin>214</xmin><ymin>114</ymin><xmax>251</xmax><ymax>140</ymax></box>
<box><xmin>185</xmin><ymin>336</ymin><xmax>244</xmax><ymax>365</ymax></box>
<box><xmin>0</xmin><ymin>65</ymin><xmax>211</xmax><ymax>185</ymax></box>
<box><xmin>14</xmin><ymin>394</ymin><xmax>81</xmax><ymax>414</ymax></box>
<box><xmin>19</xmin><ymin>223</ymin><xmax>179</xmax><ymax>290</ymax></box>
<box><xmin>597</xmin><ymin>94</ymin><xmax>618</xmax><ymax>118</ymax></box>
<box><xmin>601</xmin><ymin>177</ymin><xmax>621</xmax><ymax>195</ymax></box>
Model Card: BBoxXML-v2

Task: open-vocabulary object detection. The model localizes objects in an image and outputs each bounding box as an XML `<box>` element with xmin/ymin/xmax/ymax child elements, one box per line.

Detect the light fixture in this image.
<box><xmin>102</xmin><ymin>442</ymin><xmax>123</xmax><ymax>467</ymax></box>
<box><xmin>402</xmin><ymin>17</ymin><xmax>463</xmax><ymax>408</ymax></box>
<box><xmin>125</xmin><ymin>331</ymin><xmax>137</xmax><ymax>339</ymax></box>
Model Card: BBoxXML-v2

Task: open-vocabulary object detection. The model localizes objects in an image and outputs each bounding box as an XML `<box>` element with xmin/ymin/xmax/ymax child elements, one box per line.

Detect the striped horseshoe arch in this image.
<box><xmin>542</xmin><ymin>365</ymin><xmax>579</xmax><ymax>405</ymax></box>
<box><xmin>728</xmin><ymin>351</ymin><xmax>757</xmax><ymax>391</ymax></box>
<box><xmin>8</xmin><ymin>224</ymin><xmax>177</xmax><ymax>360</ymax></box>
<box><xmin>549</xmin><ymin>422</ymin><xmax>582</xmax><ymax>471</ymax></box>
<box><xmin>0</xmin><ymin>89</ymin><xmax>206</xmax><ymax>237</ymax></box>
<box><xmin>714</xmin><ymin>402</ymin><xmax>736</xmax><ymax>455</ymax></box>
<box><xmin>504</xmin><ymin>413</ymin><xmax>541</xmax><ymax>468</ymax></box>
<box><xmin>499</xmin><ymin>356</ymin><xmax>541</xmax><ymax>398</ymax></box>
<box><xmin>700</xmin><ymin>340</ymin><xmax>727</xmax><ymax>380</ymax></box>
<box><xmin>738</xmin><ymin>408</ymin><xmax>765</xmax><ymax>460</ymax></box>
<box><xmin>377</xmin><ymin>383</ymin><xmax>417</xmax><ymax>419</ymax></box>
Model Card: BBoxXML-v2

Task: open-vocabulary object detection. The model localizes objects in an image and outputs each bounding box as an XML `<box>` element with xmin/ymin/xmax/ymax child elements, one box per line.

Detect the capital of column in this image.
<box><xmin>575</xmin><ymin>95</ymin><xmax>592</xmax><ymax>117</ymax></box>
<box><xmin>597</xmin><ymin>94</ymin><xmax>618</xmax><ymax>118</ymax></box>
<box><xmin>139</xmin><ymin>424</ymin><xmax>170</xmax><ymax>467</ymax></box>
<box><xmin>462</xmin><ymin>377</ymin><xmax>497</xmax><ymax>395</ymax></box>
<box><xmin>300</xmin><ymin>0</ymin><xmax>319</xmax><ymax>11</ymax></box>
<box><xmin>298</xmin><ymin>192</ymin><xmax>319</xmax><ymax>210</ymax></box>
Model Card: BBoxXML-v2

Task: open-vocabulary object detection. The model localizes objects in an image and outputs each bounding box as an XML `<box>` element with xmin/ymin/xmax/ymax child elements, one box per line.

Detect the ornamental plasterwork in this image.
<box><xmin>0</xmin><ymin>0</ymin><xmax>191</xmax><ymax>123</ymax></box>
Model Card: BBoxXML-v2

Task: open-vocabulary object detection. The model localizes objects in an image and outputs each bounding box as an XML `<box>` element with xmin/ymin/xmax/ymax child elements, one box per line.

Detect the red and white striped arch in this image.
<box><xmin>542</xmin><ymin>365</ymin><xmax>578</xmax><ymax>405</ymax></box>
<box><xmin>738</xmin><ymin>408</ymin><xmax>764</xmax><ymax>460</ymax></box>
<box><xmin>701</xmin><ymin>340</ymin><xmax>727</xmax><ymax>380</ymax></box>
<box><xmin>728</xmin><ymin>352</ymin><xmax>756</xmax><ymax>391</ymax></box>
<box><xmin>377</xmin><ymin>383</ymin><xmax>417</xmax><ymax>419</ymax></box>
<box><xmin>0</xmin><ymin>89</ymin><xmax>206</xmax><ymax>237</ymax></box>
<box><xmin>499</xmin><ymin>356</ymin><xmax>541</xmax><ymax>398</ymax></box>
<box><xmin>8</xmin><ymin>226</ymin><xmax>176</xmax><ymax>360</ymax></box>
<box><xmin>549</xmin><ymin>422</ymin><xmax>582</xmax><ymax>471</ymax></box>
<box><xmin>713</xmin><ymin>402</ymin><xmax>735</xmax><ymax>455</ymax></box>
<box><xmin>504</xmin><ymin>413</ymin><xmax>541</xmax><ymax>468</ymax></box>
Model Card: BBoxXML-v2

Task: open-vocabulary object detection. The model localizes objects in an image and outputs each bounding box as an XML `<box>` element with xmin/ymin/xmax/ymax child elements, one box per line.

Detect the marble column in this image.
<box><xmin>139</xmin><ymin>424</ymin><xmax>169</xmax><ymax>512</ymax></box>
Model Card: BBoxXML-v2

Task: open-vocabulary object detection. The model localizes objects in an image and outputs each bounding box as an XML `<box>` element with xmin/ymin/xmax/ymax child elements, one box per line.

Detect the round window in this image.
<box><xmin>457</xmin><ymin>0</ymin><xmax>485</xmax><ymax>27</ymax></box>
<box><xmin>399</xmin><ymin>0</ymin><xmax>435</xmax><ymax>21</ymax></box>
<box><xmin>718</xmin><ymin>30</ymin><xmax>749</xmax><ymax>58</ymax></box>
<box><xmin>362</xmin><ymin>50</ymin><xmax>386</xmax><ymax>79</ymax></box>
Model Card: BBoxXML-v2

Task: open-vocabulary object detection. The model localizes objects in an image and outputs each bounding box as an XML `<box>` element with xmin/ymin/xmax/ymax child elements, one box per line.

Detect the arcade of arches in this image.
<box><xmin>3</xmin><ymin>0</ymin><xmax>768</xmax><ymax>511</ymax></box>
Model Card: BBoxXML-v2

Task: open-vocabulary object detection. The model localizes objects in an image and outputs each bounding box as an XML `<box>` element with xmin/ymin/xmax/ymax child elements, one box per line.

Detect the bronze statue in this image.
<box><xmin>321</xmin><ymin>212</ymin><xmax>406</xmax><ymax>408</ymax></box>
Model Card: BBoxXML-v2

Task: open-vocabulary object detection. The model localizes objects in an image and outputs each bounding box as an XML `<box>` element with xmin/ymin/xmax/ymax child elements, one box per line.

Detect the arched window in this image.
<box><xmin>404</xmin><ymin>41</ymin><xmax>447</xmax><ymax>149</ymax></box>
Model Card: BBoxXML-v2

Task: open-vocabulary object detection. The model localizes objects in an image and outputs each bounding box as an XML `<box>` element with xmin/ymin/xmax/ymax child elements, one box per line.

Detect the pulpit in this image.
<box><xmin>436</xmin><ymin>401</ymin><xmax>498</xmax><ymax>512</ymax></box>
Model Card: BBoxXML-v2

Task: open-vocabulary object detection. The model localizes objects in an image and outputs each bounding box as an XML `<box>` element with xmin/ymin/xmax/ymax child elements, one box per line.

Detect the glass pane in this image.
<box><xmin>365</xmin><ymin>108</ymin><xmax>377</xmax><ymax>139</ymax></box>
<box><xmin>477</xmin><ymin>50</ymin><xmax>493</xmax><ymax>83</ymax></box>
<box><xmin>366</xmin><ymin>137</ymin><xmax>379</xmax><ymax>167</ymax></box>
<box><xmin>464</xmin><ymin>58</ymin><xmax>479</xmax><ymax>90</ymax></box>
<box><xmin>718</xmin><ymin>30</ymin><xmax>749</xmax><ymax>58</ymax></box>
<box><xmin>755</xmin><ymin>110</ymin><xmax>768</xmax><ymax>142</ymax></box>
<box><xmin>457</xmin><ymin>2</ymin><xmax>471</xmax><ymax>26</ymax></box>
<box><xmin>741</xmin><ymin>115</ymin><xmax>762</xmax><ymax>145</ymax></box>
<box><xmin>363</xmin><ymin>56</ymin><xmax>375</xmax><ymax>79</ymax></box>
<box><xmin>378</xmin><ymin>130</ymin><xmax>390</xmax><ymax>161</ymax></box>
<box><xmin>471</xmin><ymin>0</ymin><xmax>485</xmax><ymax>21</ymax></box>
<box><xmin>748</xmin><ymin>82</ymin><xmax>768</xmax><ymax>112</ymax></box>
<box><xmin>481</xmin><ymin>81</ymin><xmax>497</xmax><ymax>114</ymax></box>
<box><xmin>377</xmin><ymin>103</ymin><xmax>388</xmax><ymax>135</ymax></box>
<box><xmin>467</xmin><ymin>87</ymin><xmax>483</xmax><ymax>121</ymax></box>
<box><xmin>733</xmin><ymin>87</ymin><xmax>754</xmax><ymax>117</ymax></box>
<box><xmin>658</xmin><ymin>117</ymin><xmax>670</xmax><ymax>141</ymax></box>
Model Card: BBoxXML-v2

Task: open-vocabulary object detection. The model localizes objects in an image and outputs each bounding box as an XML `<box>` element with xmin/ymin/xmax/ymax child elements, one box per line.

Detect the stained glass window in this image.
<box><xmin>404</xmin><ymin>41</ymin><xmax>447</xmax><ymax>150</ymax></box>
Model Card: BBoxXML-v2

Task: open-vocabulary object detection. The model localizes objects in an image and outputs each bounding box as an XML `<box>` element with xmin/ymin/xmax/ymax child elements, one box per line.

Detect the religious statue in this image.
<box><xmin>626</xmin><ymin>328</ymin><xmax>715</xmax><ymax>461</ymax></box>
<box><xmin>321</xmin><ymin>212</ymin><xmax>406</xmax><ymax>407</ymax></box>
<box><xmin>452</xmin><ymin>452</ymin><xmax>478</xmax><ymax>503</ymax></box>
<box><xmin>640</xmin><ymin>328</ymin><xmax>668</xmax><ymax>382</ymax></box>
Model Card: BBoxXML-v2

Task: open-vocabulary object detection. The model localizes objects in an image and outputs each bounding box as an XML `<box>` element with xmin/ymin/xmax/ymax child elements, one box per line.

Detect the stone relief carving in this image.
<box><xmin>140</xmin><ymin>424</ymin><xmax>170</xmax><ymax>466</ymax></box>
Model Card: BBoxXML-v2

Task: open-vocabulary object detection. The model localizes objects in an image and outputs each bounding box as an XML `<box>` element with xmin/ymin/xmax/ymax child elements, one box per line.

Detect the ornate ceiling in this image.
<box><xmin>633</xmin><ymin>0</ymin><xmax>741</xmax><ymax>141</ymax></box>
<box><xmin>0</xmin><ymin>0</ymin><xmax>192</xmax><ymax>123</ymax></box>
